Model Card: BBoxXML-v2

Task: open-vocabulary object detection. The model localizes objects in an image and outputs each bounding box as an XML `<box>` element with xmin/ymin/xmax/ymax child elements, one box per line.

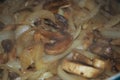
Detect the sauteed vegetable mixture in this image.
<box><xmin>0</xmin><ymin>0</ymin><xmax>120</xmax><ymax>80</ymax></box>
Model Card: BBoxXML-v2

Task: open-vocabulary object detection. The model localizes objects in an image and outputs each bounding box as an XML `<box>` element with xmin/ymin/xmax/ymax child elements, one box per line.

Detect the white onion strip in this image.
<box><xmin>15</xmin><ymin>24</ymin><xmax>31</xmax><ymax>39</ymax></box>
<box><xmin>104</xmin><ymin>14</ymin><xmax>120</xmax><ymax>28</ymax></box>
<box><xmin>100</xmin><ymin>29</ymin><xmax>120</xmax><ymax>39</ymax></box>
<box><xmin>0</xmin><ymin>30</ymin><xmax>14</xmax><ymax>42</ymax></box>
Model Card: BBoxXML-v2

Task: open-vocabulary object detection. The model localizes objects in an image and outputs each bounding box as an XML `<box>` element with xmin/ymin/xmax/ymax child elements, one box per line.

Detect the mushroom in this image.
<box><xmin>72</xmin><ymin>51</ymin><xmax>107</xmax><ymax>69</ymax></box>
<box><xmin>45</xmin><ymin>34</ymin><xmax>72</xmax><ymax>55</ymax></box>
<box><xmin>89</xmin><ymin>30</ymin><xmax>112</xmax><ymax>59</ymax></box>
<box><xmin>19</xmin><ymin>43</ymin><xmax>45</xmax><ymax>70</ymax></box>
<box><xmin>39</xmin><ymin>29</ymin><xmax>73</xmax><ymax>55</ymax></box>
<box><xmin>40</xmin><ymin>29</ymin><xmax>64</xmax><ymax>39</ymax></box>
<box><xmin>62</xmin><ymin>60</ymin><xmax>102</xmax><ymax>78</ymax></box>
<box><xmin>55</xmin><ymin>14</ymin><xmax>68</xmax><ymax>31</ymax></box>
<box><xmin>60</xmin><ymin>48</ymin><xmax>108</xmax><ymax>78</ymax></box>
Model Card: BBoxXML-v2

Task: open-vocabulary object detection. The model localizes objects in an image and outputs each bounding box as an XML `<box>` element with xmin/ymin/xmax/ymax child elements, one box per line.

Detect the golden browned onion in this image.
<box><xmin>43</xmin><ymin>0</ymin><xmax>70</xmax><ymax>14</ymax></box>
<box><xmin>24</xmin><ymin>10</ymin><xmax>56</xmax><ymax>26</ymax></box>
<box><xmin>19</xmin><ymin>43</ymin><xmax>44</xmax><ymax>70</ymax></box>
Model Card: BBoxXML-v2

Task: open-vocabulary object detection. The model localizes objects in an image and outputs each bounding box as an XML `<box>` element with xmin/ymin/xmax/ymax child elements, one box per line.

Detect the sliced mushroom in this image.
<box><xmin>37</xmin><ymin>29</ymin><xmax>73</xmax><ymax>55</ymax></box>
<box><xmin>34</xmin><ymin>30</ymin><xmax>48</xmax><ymax>43</ymax></box>
<box><xmin>44</xmin><ymin>18</ymin><xmax>58</xmax><ymax>30</ymax></box>
<box><xmin>55</xmin><ymin>14</ymin><xmax>68</xmax><ymax>31</ymax></box>
<box><xmin>62</xmin><ymin>60</ymin><xmax>103</xmax><ymax>78</ymax></box>
<box><xmin>73</xmin><ymin>51</ymin><xmax>107</xmax><ymax>69</ymax></box>
<box><xmin>72</xmin><ymin>52</ymin><xmax>93</xmax><ymax>66</ymax></box>
<box><xmin>45</xmin><ymin>35</ymin><xmax>72</xmax><ymax>55</ymax></box>
<box><xmin>89</xmin><ymin>30</ymin><xmax>112</xmax><ymax>59</ymax></box>
<box><xmin>92</xmin><ymin>59</ymin><xmax>107</xmax><ymax>70</ymax></box>
<box><xmin>40</xmin><ymin>29</ymin><xmax>64</xmax><ymax>39</ymax></box>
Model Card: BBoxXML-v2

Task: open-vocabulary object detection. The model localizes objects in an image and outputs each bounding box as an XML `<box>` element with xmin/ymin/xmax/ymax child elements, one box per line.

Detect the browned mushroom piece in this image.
<box><xmin>45</xmin><ymin>34</ymin><xmax>72</xmax><ymax>55</ymax></box>
<box><xmin>44</xmin><ymin>14</ymin><xmax>68</xmax><ymax>31</ymax></box>
<box><xmin>43</xmin><ymin>0</ymin><xmax>70</xmax><ymax>14</ymax></box>
<box><xmin>62</xmin><ymin>60</ymin><xmax>103</xmax><ymax>78</ymax></box>
<box><xmin>72</xmin><ymin>51</ymin><xmax>107</xmax><ymax>70</ymax></box>
<box><xmin>34</xmin><ymin>30</ymin><xmax>48</xmax><ymax>43</ymax></box>
<box><xmin>89</xmin><ymin>30</ymin><xmax>112</xmax><ymax>59</ymax></box>
<box><xmin>40</xmin><ymin>29</ymin><xmax>65</xmax><ymax>40</ymax></box>
<box><xmin>34</xmin><ymin>28</ymin><xmax>73</xmax><ymax>55</ymax></box>
<box><xmin>72</xmin><ymin>52</ymin><xmax>93</xmax><ymax>66</ymax></box>
<box><xmin>55</xmin><ymin>14</ymin><xmax>68</xmax><ymax>31</ymax></box>
<box><xmin>45</xmin><ymin>33</ymin><xmax>73</xmax><ymax>55</ymax></box>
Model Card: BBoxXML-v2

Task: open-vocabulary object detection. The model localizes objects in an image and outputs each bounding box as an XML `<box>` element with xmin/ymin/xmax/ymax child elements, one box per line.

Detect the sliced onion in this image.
<box><xmin>100</xmin><ymin>29</ymin><xmax>120</xmax><ymax>39</ymax></box>
<box><xmin>24</xmin><ymin>10</ymin><xmax>55</xmax><ymax>25</ymax></box>
<box><xmin>0</xmin><ymin>30</ymin><xmax>14</xmax><ymax>42</ymax></box>
<box><xmin>15</xmin><ymin>24</ymin><xmax>31</xmax><ymax>39</ymax></box>
<box><xmin>22</xmin><ymin>69</ymin><xmax>46</xmax><ymax>80</ymax></box>
<box><xmin>2</xmin><ymin>68</ymin><xmax>9</xmax><ymax>80</ymax></box>
<box><xmin>57</xmin><ymin>65</ymin><xmax>87</xmax><ymax>80</ymax></box>
<box><xmin>73</xmin><ymin>49</ymin><xmax>100</xmax><ymax>60</ymax></box>
<box><xmin>38</xmin><ymin>72</ymin><xmax>53</xmax><ymax>80</ymax></box>
<box><xmin>0</xmin><ymin>64</ymin><xmax>21</xmax><ymax>76</ymax></box>
<box><xmin>16</xmin><ymin>29</ymin><xmax>35</xmax><ymax>56</ymax></box>
<box><xmin>74</xmin><ymin>4</ymin><xmax>101</xmax><ymax>26</ymax></box>
<box><xmin>104</xmin><ymin>14</ymin><xmax>120</xmax><ymax>28</ymax></box>
<box><xmin>6</xmin><ymin>60</ymin><xmax>21</xmax><ymax>70</ymax></box>
<box><xmin>72</xmin><ymin>25</ymin><xmax>81</xmax><ymax>39</ymax></box>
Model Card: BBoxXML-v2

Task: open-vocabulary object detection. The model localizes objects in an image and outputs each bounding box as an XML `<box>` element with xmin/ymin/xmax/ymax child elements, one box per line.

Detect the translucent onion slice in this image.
<box><xmin>15</xmin><ymin>24</ymin><xmax>31</xmax><ymax>39</ymax></box>
<box><xmin>0</xmin><ymin>30</ymin><xmax>14</xmax><ymax>42</ymax></box>
<box><xmin>100</xmin><ymin>29</ymin><xmax>120</xmax><ymax>39</ymax></box>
